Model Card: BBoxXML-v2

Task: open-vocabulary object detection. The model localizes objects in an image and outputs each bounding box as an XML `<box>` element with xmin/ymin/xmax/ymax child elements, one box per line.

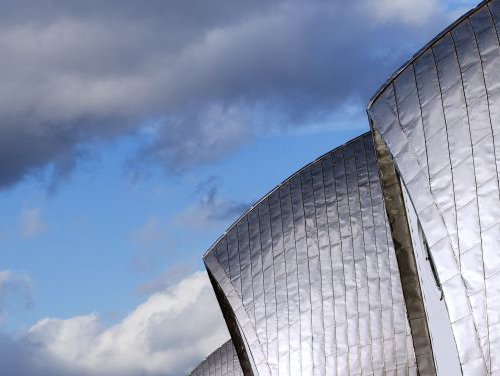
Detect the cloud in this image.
<box><xmin>130</xmin><ymin>216</ymin><xmax>177</xmax><ymax>273</ymax></box>
<box><xmin>136</xmin><ymin>104</ymin><xmax>251</xmax><ymax>174</ymax></box>
<box><xmin>176</xmin><ymin>176</ymin><xmax>249</xmax><ymax>229</ymax></box>
<box><xmin>366</xmin><ymin>0</ymin><xmax>439</xmax><ymax>25</ymax></box>
<box><xmin>132</xmin><ymin>216</ymin><xmax>166</xmax><ymax>247</ymax></box>
<box><xmin>19</xmin><ymin>208</ymin><xmax>48</xmax><ymax>238</ymax></box>
<box><xmin>0</xmin><ymin>271</ymin><xmax>229</xmax><ymax>376</ymax></box>
<box><xmin>0</xmin><ymin>0</ymin><xmax>456</xmax><ymax>189</ymax></box>
<box><xmin>0</xmin><ymin>270</ymin><xmax>33</xmax><ymax>323</ymax></box>
<box><xmin>135</xmin><ymin>264</ymin><xmax>195</xmax><ymax>296</ymax></box>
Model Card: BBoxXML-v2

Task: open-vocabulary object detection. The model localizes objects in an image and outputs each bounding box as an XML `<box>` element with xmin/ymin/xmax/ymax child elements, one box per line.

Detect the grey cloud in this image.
<box><xmin>176</xmin><ymin>176</ymin><xmax>249</xmax><ymax>228</ymax></box>
<box><xmin>0</xmin><ymin>270</ymin><xmax>34</xmax><ymax>318</ymax></box>
<box><xmin>134</xmin><ymin>104</ymin><xmax>251</xmax><ymax>174</ymax></box>
<box><xmin>129</xmin><ymin>216</ymin><xmax>184</xmax><ymax>274</ymax></box>
<box><xmin>0</xmin><ymin>0</ymin><xmax>453</xmax><ymax>188</ymax></box>
<box><xmin>0</xmin><ymin>334</ymin><xmax>71</xmax><ymax>376</ymax></box>
<box><xmin>135</xmin><ymin>264</ymin><xmax>195</xmax><ymax>296</ymax></box>
<box><xmin>132</xmin><ymin>216</ymin><xmax>167</xmax><ymax>247</ymax></box>
<box><xmin>19</xmin><ymin>208</ymin><xmax>48</xmax><ymax>239</ymax></box>
<box><xmin>0</xmin><ymin>333</ymin><xmax>101</xmax><ymax>376</ymax></box>
<box><xmin>196</xmin><ymin>176</ymin><xmax>250</xmax><ymax>222</ymax></box>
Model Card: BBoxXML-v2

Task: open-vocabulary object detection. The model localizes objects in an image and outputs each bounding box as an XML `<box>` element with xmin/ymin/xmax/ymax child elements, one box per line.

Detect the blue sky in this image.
<box><xmin>0</xmin><ymin>0</ymin><xmax>478</xmax><ymax>375</ymax></box>
<box><xmin>0</xmin><ymin>125</ymin><xmax>362</xmax><ymax>331</ymax></box>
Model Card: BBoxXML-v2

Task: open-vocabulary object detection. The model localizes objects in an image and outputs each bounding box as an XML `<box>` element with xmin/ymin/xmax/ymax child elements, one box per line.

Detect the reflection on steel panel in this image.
<box><xmin>368</xmin><ymin>1</ymin><xmax>500</xmax><ymax>374</ymax></box>
<box><xmin>190</xmin><ymin>340</ymin><xmax>243</xmax><ymax>376</ymax></box>
<box><xmin>402</xmin><ymin>181</ymin><xmax>462</xmax><ymax>376</ymax></box>
<box><xmin>372</xmin><ymin>129</ymin><xmax>436</xmax><ymax>376</ymax></box>
<box><xmin>204</xmin><ymin>133</ymin><xmax>417</xmax><ymax>375</ymax></box>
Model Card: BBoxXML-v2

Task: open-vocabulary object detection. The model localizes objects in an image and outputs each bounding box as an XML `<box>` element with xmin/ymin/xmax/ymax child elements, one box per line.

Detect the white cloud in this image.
<box><xmin>365</xmin><ymin>0</ymin><xmax>440</xmax><ymax>26</ymax></box>
<box><xmin>19</xmin><ymin>208</ymin><xmax>48</xmax><ymax>238</ymax></box>
<box><xmin>7</xmin><ymin>271</ymin><xmax>229</xmax><ymax>376</ymax></box>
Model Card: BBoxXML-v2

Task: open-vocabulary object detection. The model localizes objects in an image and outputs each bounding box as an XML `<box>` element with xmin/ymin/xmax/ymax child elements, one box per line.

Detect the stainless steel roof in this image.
<box><xmin>204</xmin><ymin>134</ymin><xmax>417</xmax><ymax>375</ymax></box>
<box><xmin>368</xmin><ymin>1</ymin><xmax>500</xmax><ymax>373</ymax></box>
<box><xmin>190</xmin><ymin>340</ymin><xmax>243</xmax><ymax>376</ymax></box>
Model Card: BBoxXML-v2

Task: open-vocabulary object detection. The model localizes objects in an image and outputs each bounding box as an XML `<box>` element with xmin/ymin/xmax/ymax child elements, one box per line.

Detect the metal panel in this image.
<box><xmin>190</xmin><ymin>340</ymin><xmax>244</xmax><ymax>376</ymax></box>
<box><xmin>401</xmin><ymin>179</ymin><xmax>462</xmax><ymax>376</ymax></box>
<box><xmin>372</xmin><ymin>129</ymin><xmax>437</xmax><ymax>376</ymax></box>
<box><xmin>204</xmin><ymin>134</ymin><xmax>417</xmax><ymax>375</ymax></box>
<box><xmin>368</xmin><ymin>1</ymin><xmax>500</xmax><ymax>374</ymax></box>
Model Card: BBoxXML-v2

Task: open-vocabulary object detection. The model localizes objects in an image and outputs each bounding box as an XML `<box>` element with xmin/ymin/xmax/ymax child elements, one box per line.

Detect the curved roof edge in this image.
<box><xmin>188</xmin><ymin>339</ymin><xmax>241</xmax><ymax>376</ymax></box>
<box><xmin>202</xmin><ymin>131</ymin><xmax>372</xmax><ymax>258</ymax></box>
<box><xmin>190</xmin><ymin>339</ymin><xmax>232</xmax><ymax>370</ymax></box>
<box><xmin>367</xmin><ymin>0</ymin><xmax>487</xmax><ymax>110</ymax></box>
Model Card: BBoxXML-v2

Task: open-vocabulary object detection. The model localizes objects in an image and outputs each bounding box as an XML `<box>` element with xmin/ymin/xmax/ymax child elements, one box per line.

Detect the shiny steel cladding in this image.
<box><xmin>372</xmin><ymin>128</ymin><xmax>436</xmax><ymax>376</ymax></box>
<box><xmin>204</xmin><ymin>134</ymin><xmax>417</xmax><ymax>376</ymax></box>
<box><xmin>368</xmin><ymin>1</ymin><xmax>500</xmax><ymax>374</ymax></box>
<box><xmin>190</xmin><ymin>340</ymin><xmax>244</xmax><ymax>376</ymax></box>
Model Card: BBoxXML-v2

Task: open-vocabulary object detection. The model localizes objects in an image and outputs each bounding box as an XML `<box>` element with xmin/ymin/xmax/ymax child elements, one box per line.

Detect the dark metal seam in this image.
<box><xmin>206</xmin><ymin>267</ymin><xmax>254</xmax><ymax>376</ymax></box>
<box><xmin>370</xmin><ymin>127</ymin><xmax>437</xmax><ymax>376</ymax></box>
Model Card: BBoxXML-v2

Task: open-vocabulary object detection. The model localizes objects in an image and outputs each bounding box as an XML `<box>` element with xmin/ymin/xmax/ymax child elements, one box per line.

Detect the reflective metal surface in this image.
<box><xmin>401</xmin><ymin>180</ymin><xmax>462</xmax><ymax>376</ymax></box>
<box><xmin>204</xmin><ymin>134</ymin><xmax>417</xmax><ymax>375</ymax></box>
<box><xmin>190</xmin><ymin>340</ymin><xmax>243</xmax><ymax>376</ymax></box>
<box><xmin>368</xmin><ymin>1</ymin><xmax>500</xmax><ymax>374</ymax></box>
<box><xmin>372</xmin><ymin>129</ymin><xmax>436</xmax><ymax>375</ymax></box>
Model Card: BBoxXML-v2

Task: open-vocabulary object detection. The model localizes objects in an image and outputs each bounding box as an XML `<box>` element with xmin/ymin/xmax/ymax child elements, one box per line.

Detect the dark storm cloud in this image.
<box><xmin>0</xmin><ymin>0</ymin><xmax>450</xmax><ymax>188</ymax></box>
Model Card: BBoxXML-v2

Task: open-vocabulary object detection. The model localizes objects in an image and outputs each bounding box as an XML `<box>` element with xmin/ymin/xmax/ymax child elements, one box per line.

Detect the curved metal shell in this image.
<box><xmin>190</xmin><ymin>340</ymin><xmax>243</xmax><ymax>376</ymax></box>
<box><xmin>368</xmin><ymin>1</ymin><xmax>500</xmax><ymax>374</ymax></box>
<box><xmin>203</xmin><ymin>133</ymin><xmax>417</xmax><ymax>375</ymax></box>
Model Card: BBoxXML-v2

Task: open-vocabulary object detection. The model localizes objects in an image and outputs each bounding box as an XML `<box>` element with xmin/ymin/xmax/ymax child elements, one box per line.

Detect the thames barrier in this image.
<box><xmin>190</xmin><ymin>1</ymin><xmax>500</xmax><ymax>375</ymax></box>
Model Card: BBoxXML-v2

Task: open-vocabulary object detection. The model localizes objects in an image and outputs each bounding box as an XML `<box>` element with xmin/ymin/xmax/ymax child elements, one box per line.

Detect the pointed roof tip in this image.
<box><xmin>202</xmin><ymin>131</ymin><xmax>373</xmax><ymax>260</ymax></box>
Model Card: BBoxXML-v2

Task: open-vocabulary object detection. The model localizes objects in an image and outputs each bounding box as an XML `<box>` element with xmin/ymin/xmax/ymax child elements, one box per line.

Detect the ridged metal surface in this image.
<box><xmin>368</xmin><ymin>1</ymin><xmax>500</xmax><ymax>374</ymax></box>
<box><xmin>204</xmin><ymin>133</ymin><xmax>417</xmax><ymax>375</ymax></box>
<box><xmin>190</xmin><ymin>340</ymin><xmax>243</xmax><ymax>376</ymax></box>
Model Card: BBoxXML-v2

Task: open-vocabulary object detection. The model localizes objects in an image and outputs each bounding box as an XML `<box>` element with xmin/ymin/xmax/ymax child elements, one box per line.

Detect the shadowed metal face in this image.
<box><xmin>204</xmin><ymin>133</ymin><xmax>417</xmax><ymax>375</ymax></box>
<box><xmin>368</xmin><ymin>1</ymin><xmax>500</xmax><ymax>374</ymax></box>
